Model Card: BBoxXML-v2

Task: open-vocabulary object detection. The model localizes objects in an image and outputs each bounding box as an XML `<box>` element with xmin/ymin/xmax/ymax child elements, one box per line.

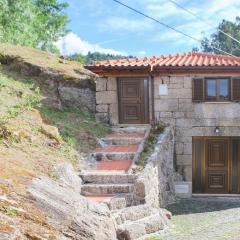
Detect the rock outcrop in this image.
<box><xmin>28</xmin><ymin>177</ymin><xmax>117</xmax><ymax>240</ymax></box>
<box><xmin>0</xmin><ymin>43</ymin><xmax>97</xmax><ymax>113</ymax></box>
<box><xmin>53</xmin><ymin>163</ymin><xmax>82</xmax><ymax>193</ymax></box>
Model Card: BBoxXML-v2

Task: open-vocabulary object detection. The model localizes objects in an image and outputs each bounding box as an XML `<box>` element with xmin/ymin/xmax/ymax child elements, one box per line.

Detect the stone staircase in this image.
<box><xmin>80</xmin><ymin>126</ymin><xmax>171</xmax><ymax>240</ymax></box>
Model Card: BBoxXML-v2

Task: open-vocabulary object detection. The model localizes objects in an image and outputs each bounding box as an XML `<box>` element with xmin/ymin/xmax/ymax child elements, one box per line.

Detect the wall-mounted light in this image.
<box><xmin>215</xmin><ymin>127</ymin><xmax>220</xmax><ymax>133</ymax></box>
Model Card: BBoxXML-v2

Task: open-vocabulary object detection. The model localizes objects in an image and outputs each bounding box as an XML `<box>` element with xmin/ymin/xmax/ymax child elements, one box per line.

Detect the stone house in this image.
<box><xmin>86</xmin><ymin>52</ymin><xmax>240</xmax><ymax>196</ymax></box>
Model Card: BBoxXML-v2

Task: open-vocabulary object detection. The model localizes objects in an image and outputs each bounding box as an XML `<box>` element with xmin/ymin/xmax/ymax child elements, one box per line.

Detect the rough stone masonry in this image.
<box><xmin>95</xmin><ymin>74</ymin><xmax>240</xmax><ymax>185</ymax></box>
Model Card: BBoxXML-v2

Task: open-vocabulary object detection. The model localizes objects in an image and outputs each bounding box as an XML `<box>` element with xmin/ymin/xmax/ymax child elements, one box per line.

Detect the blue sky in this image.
<box><xmin>55</xmin><ymin>0</ymin><xmax>240</xmax><ymax>57</ymax></box>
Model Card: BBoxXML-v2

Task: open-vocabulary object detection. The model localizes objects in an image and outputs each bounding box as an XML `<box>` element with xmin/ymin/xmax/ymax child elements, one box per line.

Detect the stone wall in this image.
<box><xmin>95</xmin><ymin>74</ymin><xmax>240</xmax><ymax>186</ymax></box>
<box><xmin>58</xmin><ymin>86</ymin><xmax>95</xmax><ymax>112</ymax></box>
<box><xmin>154</xmin><ymin>74</ymin><xmax>240</xmax><ymax>182</ymax></box>
<box><xmin>133</xmin><ymin>127</ymin><xmax>175</xmax><ymax>207</ymax></box>
<box><xmin>44</xmin><ymin>75</ymin><xmax>96</xmax><ymax>113</ymax></box>
<box><xmin>95</xmin><ymin>76</ymin><xmax>118</xmax><ymax>124</ymax></box>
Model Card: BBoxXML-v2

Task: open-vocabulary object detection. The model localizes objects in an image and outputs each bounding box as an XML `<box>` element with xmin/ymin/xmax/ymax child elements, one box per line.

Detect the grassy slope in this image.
<box><xmin>0</xmin><ymin>43</ymin><xmax>95</xmax><ymax>80</ymax></box>
<box><xmin>0</xmin><ymin>67</ymin><xmax>110</xmax><ymax>181</ymax></box>
<box><xmin>0</xmin><ymin>44</ymin><xmax>111</xmax><ymax>238</ymax></box>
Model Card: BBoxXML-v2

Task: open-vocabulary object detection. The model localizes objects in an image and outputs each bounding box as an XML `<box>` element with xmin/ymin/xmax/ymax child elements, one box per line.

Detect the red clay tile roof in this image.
<box><xmin>86</xmin><ymin>52</ymin><xmax>240</xmax><ymax>70</ymax></box>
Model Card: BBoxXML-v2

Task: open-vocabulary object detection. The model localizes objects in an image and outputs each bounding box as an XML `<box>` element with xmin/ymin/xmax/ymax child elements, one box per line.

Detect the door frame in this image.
<box><xmin>193</xmin><ymin>136</ymin><xmax>240</xmax><ymax>194</ymax></box>
<box><xmin>117</xmin><ymin>77</ymin><xmax>149</xmax><ymax>124</ymax></box>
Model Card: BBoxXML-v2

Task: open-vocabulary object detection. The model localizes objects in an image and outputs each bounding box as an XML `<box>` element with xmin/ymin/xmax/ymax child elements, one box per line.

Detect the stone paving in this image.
<box><xmin>153</xmin><ymin>197</ymin><xmax>240</xmax><ymax>240</ymax></box>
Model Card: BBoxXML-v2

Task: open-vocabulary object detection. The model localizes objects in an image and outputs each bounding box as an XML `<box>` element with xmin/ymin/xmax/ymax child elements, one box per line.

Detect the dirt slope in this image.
<box><xmin>0</xmin><ymin>44</ymin><xmax>110</xmax><ymax>239</ymax></box>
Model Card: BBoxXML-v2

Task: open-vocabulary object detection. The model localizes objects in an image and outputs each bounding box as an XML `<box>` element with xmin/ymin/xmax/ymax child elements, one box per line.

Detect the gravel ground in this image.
<box><xmin>155</xmin><ymin>197</ymin><xmax>240</xmax><ymax>240</ymax></box>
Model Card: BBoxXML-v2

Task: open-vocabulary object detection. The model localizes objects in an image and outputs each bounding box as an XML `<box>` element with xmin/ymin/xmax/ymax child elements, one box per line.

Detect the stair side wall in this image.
<box><xmin>133</xmin><ymin>127</ymin><xmax>175</xmax><ymax>207</ymax></box>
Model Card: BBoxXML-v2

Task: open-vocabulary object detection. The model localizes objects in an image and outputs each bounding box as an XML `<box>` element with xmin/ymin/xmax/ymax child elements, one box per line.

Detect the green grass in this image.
<box><xmin>0</xmin><ymin>67</ymin><xmax>111</xmax><ymax>153</ymax></box>
<box><xmin>39</xmin><ymin>106</ymin><xmax>111</xmax><ymax>152</ymax></box>
<box><xmin>146</xmin><ymin>236</ymin><xmax>163</xmax><ymax>240</ymax></box>
<box><xmin>0</xmin><ymin>71</ymin><xmax>41</xmax><ymax>120</ymax></box>
<box><xmin>0</xmin><ymin>205</ymin><xmax>20</xmax><ymax>216</ymax></box>
<box><xmin>136</xmin><ymin>124</ymin><xmax>165</xmax><ymax>167</ymax></box>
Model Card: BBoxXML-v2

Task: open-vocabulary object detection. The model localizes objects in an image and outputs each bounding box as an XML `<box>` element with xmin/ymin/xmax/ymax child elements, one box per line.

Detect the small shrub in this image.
<box><xmin>136</xmin><ymin>123</ymin><xmax>165</xmax><ymax>167</ymax></box>
<box><xmin>0</xmin><ymin>205</ymin><xmax>19</xmax><ymax>216</ymax></box>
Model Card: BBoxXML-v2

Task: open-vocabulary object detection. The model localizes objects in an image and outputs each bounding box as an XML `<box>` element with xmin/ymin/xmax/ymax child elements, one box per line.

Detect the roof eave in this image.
<box><xmin>152</xmin><ymin>66</ymin><xmax>240</xmax><ymax>74</ymax></box>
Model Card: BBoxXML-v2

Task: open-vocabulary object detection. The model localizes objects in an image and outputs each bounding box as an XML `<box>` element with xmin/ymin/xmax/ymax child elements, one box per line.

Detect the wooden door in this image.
<box><xmin>118</xmin><ymin>78</ymin><xmax>149</xmax><ymax>124</ymax></box>
<box><xmin>205</xmin><ymin>139</ymin><xmax>229</xmax><ymax>193</ymax></box>
<box><xmin>193</xmin><ymin>137</ymin><xmax>240</xmax><ymax>194</ymax></box>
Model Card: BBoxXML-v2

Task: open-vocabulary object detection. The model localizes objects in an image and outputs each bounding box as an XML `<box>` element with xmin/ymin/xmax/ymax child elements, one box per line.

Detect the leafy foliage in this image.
<box><xmin>0</xmin><ymin>0</ymin><xmax>68</xmax><ymax>53</ymax></box>
<box><xmin>200</xmin><ymin>17</ymin><xmax>240</xmax><ymax>56</ymax></box>
<box><xmin>68</xmin><ymin>52</ymin><xmax>134</xmax><ymax>64</ymax></box>
<box><xmin>137</xmin><ymin>124</ymin><xmax>164</xmax><ymax>168</ymax></box>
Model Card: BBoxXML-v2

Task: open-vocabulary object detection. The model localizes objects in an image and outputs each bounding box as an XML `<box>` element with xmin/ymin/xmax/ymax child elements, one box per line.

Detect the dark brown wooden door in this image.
<box><xmin>193</xmin><ymin>137</ymin><xmax>240</xmax><ymax>194</ymax></box>
<box><xmin>205</xmin><ymin>139</ymin><xmax>229</xmax><ymax>193</ymax></box>
<box><xmin>118</xmin><ymin>78</ymin><xmax>149</xmax><ymax>124</ymax></box>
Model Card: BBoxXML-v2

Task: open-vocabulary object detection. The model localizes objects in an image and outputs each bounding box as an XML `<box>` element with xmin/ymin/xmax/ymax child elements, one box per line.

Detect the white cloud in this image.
<box><xmin>137</xmin><ymin>50</ymin><xmax>147</xmax><ymax>56</ymax></box>
<box><xmin>146</xmin><ymin>0</ymin><xmax>240</xmax><ymax>49</ymax></box>
<box><xmin>55</xmin><ymin>32</ymin><xmax>125</xmax><ymax>56</ymax></box>
<box><xmin>100</xmin><ymin>17</ymin><xmax>153</xmax><ymax>32</ymax></box>
<box><xmin>146</xmin><ymin>1</ymin><xmax>192</xmax><ymax>21</ymax></box>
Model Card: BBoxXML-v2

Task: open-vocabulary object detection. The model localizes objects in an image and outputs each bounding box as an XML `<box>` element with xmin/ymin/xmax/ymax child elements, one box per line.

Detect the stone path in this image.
<box><xmin>153</xmin><ymin>197</ymin><xmax>240</xmax><ymax>240</ymax></box>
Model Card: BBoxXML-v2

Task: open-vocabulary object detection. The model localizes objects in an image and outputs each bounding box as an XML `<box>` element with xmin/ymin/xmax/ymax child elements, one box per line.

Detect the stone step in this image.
<box><xmin>93</xmin><ymin>152</ymin><xmax>136</xmax><ymax>161</ymax></box>
<box><xmin>96</xmin><ymin>160</ymin><xmax>133</xmax><ymax>172</ymax></box>
<box><xmin>84</xmin><ymin>194</ymin><xmax>127</xmax><ymax>210</ymax></box>
<box><xmin>102</xmin><ymin>134</ymin><xmax>144</xmax><ymax>146</ymax></box>
<box><xmin>81</xmin><ymin>183</ymin><xmax>134</xmax><ymax>195</ymax></box>
<box><xmin>113</xmin><ymin>205</ymin><xmax>159</xmax><ymax>225</ymax></box>
<box><xmin>112</xmin><ymin>126</ymin><xmax>150</xmax><ymax>134</ymax></box>
<box><xmin>117</xmin><ymin>213</ymin><xmax>165</xmax><ymax>240</ymax></box>
<box><xmin>93</xmin><ymin>145</ymin><xmax>138</xmax><ymax>161</ymax></box>
<box><xmin>80</xmin><ymin>172</ymin><xmax>138</xmax><ymax>184</ymax></box>
<box><xmin>84</xmin><ymin>192</ymin><xmax>135</xmax><ymax>208</ymax></box>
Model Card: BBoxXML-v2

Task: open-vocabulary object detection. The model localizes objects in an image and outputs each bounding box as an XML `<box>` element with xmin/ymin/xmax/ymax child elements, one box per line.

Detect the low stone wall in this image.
<box><xmin>133</xmin><ymin>127</ymin><xmax>175</xmax><ymax>207</ymax></box>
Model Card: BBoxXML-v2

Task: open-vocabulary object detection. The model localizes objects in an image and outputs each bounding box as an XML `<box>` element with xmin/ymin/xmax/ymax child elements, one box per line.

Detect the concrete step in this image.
<box><xmin>81</xmin><ymin>183</ymin><xmax>134</xmax><ymax>195</ymax></box>
<box><xmin>102</xmin><ymin>134</ymin><xmax>144</xmax><ymax>146</ymax></box>
<box><xmin>80</xmin><ymin>172</ymin><xmax>138</xmax><ymax>184</ymax></box>
<box><xmin>112</xmin><ymin>126</ymin><xmax>150</xmax><ymax>134</ymax></box>
<box><xmin>113</xmin><ymin>205</ymin><xmax>159</xmax><ymax>225</ymax></box>
<box><xmin>117</xmin><ymin>213</ymin><xmax>165</xmax><ymax>240</ymax></box>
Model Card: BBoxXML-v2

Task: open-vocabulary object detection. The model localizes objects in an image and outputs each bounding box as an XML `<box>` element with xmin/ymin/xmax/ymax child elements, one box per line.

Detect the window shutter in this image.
<box><xmin>192</xmin><ymin>78</ymin><xmax>204</xmax><ymax>102</ymax></box>
<box><xmin>232</xmin><ymin>78</ymin><xmax>240</xmax><ymax>101</ymax></box>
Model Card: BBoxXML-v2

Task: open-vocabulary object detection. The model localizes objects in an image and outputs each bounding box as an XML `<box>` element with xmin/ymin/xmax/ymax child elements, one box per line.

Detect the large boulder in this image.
<box><xmin>53</xmin><ymin>163</ymin><xmax>82</xmax><ymax>193</ymax></box>
<box><xmin>28</xmin><ymin>177</ymin><xmax>117</xmax><ymax>240</ymax></box>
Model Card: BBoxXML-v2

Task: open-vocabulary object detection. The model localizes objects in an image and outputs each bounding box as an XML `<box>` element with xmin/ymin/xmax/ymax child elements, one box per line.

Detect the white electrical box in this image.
<box><xmin>159</xmin><ymin>84</ymin><xmax>168</xmax><ymax>96</ymax></box>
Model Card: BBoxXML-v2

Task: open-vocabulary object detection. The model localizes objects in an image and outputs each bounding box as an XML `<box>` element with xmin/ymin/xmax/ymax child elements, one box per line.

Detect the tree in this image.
<box><xmin>67</xmin><ymin>52</ymin><xmax>134</xmax><ymax>65</ymax></box>
<box><xmin>0</xmin><ymin>0</ymin><xmax>68</xmax><ymax>53</ymax></box>
<box><xmin>67</xmin><ymin>54</ymin><xmax>86</xmax><ymax>64</ymax></box>
<box><xmin>201</xmin><ymin>17</ymin><xmax>240</xmax><ymax>56</ymax></box>
<box><xmin>34</xmin><ymin>0</ymin><xmax>69</xmax><ymax>52</ymax></box>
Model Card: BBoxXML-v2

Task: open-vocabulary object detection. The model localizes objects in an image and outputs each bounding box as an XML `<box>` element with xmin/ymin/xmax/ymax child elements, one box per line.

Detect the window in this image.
<box><xmin>205</xmin><ymin>79</ymin><xmax>230</xmax><ymax>101</ymax></box>
<box><xmin>193</xmin><ymin>77</ymin><xmax>240</xmax><ymax>102</ymax></box>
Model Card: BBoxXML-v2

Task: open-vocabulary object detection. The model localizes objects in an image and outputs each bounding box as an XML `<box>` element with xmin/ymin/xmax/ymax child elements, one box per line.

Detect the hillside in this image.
<box><xmin>0</xmin><ymin>44</ymin><xmax>110</xmax><ymax>239</ymax></box>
